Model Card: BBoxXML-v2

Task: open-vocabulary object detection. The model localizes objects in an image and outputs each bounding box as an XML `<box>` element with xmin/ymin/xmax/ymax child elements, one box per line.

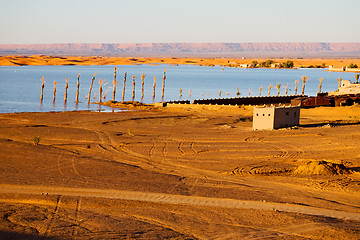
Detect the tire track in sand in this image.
<box><xmin>1</xmin><ymin>184</ymin><xmax>359</xmax><ymax>222</ymax></box>
<box><xmin>40</xmin><ymin>195</ymin><xmax>61</xmax><ymax>237</ymax></box>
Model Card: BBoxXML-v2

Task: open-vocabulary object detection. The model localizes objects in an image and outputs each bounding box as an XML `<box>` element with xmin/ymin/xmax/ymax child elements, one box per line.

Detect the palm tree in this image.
<box><xmin>268</xmin><ymin>85</ymin><xmax>272</xmax><ymax>96</ymax></box>
<box><xmin>337</xmin><ymin>77</ymin><xmax>342</xmax><ymax>89</ymax></box>
<box><xmin>355</xmin><ymin>74</ymin><xmax>359</xmax><ymax>84</ymax></box>
<box><xmin>294</xmin><ymin>80</ymin><xmax>299</xmax><ymax>95</ymax></box>
<box><xmin>318</xmin><ymin>78</ymin><xmax>323</xmax><ymax>94</ymax></box>
<box><xmin>98</xmin><ymin>79</ymin><xmax>107</xmax><ymax>102</ymax></box>
<box><xmin>301</xmin><ymin>75</ymin><xmax>308</xmax><ymax>95</ymax></box>
<box><xmin>276</xmin><ymin>83</ymin><xmax>281</xmax><ymax>96</ymax></box>
<box><xmin>283</xmin><ymin>84</ymin><xmax>289</xmax><ymax>95</ymax></box>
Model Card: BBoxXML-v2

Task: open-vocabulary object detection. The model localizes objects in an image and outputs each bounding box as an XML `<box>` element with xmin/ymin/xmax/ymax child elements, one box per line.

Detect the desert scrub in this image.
<box><xmin>128</xmin><ymin>129</ymin><xmax>134</xmax><ymax>137</ymax></box>
<box><xmin>31</xmin><ymin>136</ymin><xmax>41</xmax><ymax>145</ymax></box>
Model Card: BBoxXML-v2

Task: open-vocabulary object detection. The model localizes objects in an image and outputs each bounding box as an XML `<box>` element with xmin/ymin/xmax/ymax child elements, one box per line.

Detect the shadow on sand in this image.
<box><xmin>0</xmin><ymin>231</ymin><xmax>60</xmax><ymax>240</ymax></box>
<box><xmin>300</xmin><ymin>121</ymin><xmax>360</xmax><ymax>128</ymax></box>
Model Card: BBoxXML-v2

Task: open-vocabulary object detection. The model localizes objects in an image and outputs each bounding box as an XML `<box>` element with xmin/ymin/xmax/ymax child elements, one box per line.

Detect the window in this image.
<box><xmin>256</xmin><ymin>113</ymin><xmax>259</xmax><ymax>116</ymax></box>
<box><xmin>294</xmin><ymin>112</ymin><xmax>297</xmax><ymax>118</ymax></box>
<box><xmin>286</xmin><ymin>112</ymin><xmax>289</xmax><ymax>116</ymax></box>
<box><xmin>268</xmin><ymin>114</ymin><xmax>271</xmax><ymax>116</ymax></box>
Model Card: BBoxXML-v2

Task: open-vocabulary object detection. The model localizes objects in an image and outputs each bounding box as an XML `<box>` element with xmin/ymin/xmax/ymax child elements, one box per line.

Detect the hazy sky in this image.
<box><xmin>1</xmin><ymin>0</ymin><xmax>359</xmax><ymax>44</ymax></box>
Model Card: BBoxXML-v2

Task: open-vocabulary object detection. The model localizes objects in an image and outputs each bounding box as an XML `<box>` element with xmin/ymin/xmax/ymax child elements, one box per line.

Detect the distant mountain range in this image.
<box><xmin>1</xmin><ymin>42</ymin><xmax>360</xmax><ymax>58</ymax></box>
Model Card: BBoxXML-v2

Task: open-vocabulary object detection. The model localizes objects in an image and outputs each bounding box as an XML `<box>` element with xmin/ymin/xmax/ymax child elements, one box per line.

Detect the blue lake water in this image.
<box><xmin>0</xmin><ymin>64</ymin><xmax>357</xmax><ymax>113</ymax></box>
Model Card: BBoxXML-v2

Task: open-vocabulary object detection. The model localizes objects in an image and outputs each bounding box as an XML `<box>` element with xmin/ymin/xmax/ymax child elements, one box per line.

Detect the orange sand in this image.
<box><xmin>0</xmin><ymin>105</ymin><xmax>360</xmax><ymax>239</ymax></box>
<box><xmin>1</xmin><ymin>55</ymin><xmax>360</xmax><ymax>69</ymax></box>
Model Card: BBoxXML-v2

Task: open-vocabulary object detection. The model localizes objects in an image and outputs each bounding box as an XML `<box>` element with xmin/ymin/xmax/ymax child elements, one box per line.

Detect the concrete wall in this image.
<box><xmin>273</xmin><ymin>107</ymin><xmax>300</xmax><ymax>129</ymax></box>
<box><xmin>253</xmin><ymin>106</ymin><xmax>300</xmax><ymax>130</ymax></box>
<box><xmin>193</xmin><ymin>95</ymin><xmax>302</xmax><ymax>106</ymax></box>
<box><xmin>253</xmin><ymin>107</ymin><xmax>275</xmax><ymax>130</ymax></box>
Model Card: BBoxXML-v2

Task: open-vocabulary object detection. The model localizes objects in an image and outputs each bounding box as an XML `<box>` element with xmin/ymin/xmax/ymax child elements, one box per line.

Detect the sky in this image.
<box><xmin>1</xmin><ymin>0</ymin><xmax>360</xmax><ymax>44</ymax></box>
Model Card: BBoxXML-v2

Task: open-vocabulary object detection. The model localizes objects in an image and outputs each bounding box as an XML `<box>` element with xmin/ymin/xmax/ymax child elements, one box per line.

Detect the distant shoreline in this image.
<box><xmin>1</xmin><ymin>42</ymin><xmax>360</xmax><ymax>58</ymax></box>
<box><xmin>1</xmin><ymin>55</ymin><xmax>360</xmax><ymax>72</ymax></box>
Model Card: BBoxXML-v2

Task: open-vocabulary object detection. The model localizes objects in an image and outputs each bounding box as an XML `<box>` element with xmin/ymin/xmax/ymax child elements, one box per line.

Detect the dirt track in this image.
<box><xmin>1</xmin><ymin>184</ymin><xmax>360</xmax><ymax>222</ymax></box>
<box><xmin>1</xmin><ymin>106</ymin><xmax>360</xmax><ymax>239</ymax></box>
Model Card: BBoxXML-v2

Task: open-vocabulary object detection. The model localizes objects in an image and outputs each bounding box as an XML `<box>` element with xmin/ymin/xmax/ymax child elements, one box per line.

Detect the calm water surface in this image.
<box><xmin>0</xmin><ymin>64</ymin><xmax>357</xmax><ymax>113</ymax></box>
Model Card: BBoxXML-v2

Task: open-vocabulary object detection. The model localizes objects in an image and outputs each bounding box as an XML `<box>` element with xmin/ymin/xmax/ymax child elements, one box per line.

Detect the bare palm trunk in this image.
<box><xmin>40</xmin><ymin>76</ymin><xmax>45</xmax><ymax>102</ymax></box>
<box><xmin>294</xmin><ymin>80</ymin><xmax>299</xmax><ymax>95</ymax></box>
<box><xmin>268</xmin><ymin>85</ymin><xmax>272</xmax><ymax>96</ymax></box>
<box><xmin>276</xmin><ymin>83</ymin><xmax>281</xmax><ymax>96</ymax></box>
<box><xmin>122</xmin><ymin>72</ymin><xmax>127</xmax><ymax>102</ymax></box>
<box><xmin>112</xmin><ymin>67</ymin><xmax>118</xmax><ymax>102</ymax></box>
<box><xmin>141</xmin><ymin>73</ymin><xmax>145</xmax><ymax>102</ymax></box>
<box><xmin>152</xmin><ymin>76</ymin><xmax>156</xmax><ymax>101</ymax></box>
<box><xmin>64</xmin><ymin>78</ymin><xmax>68</xmax><ymax>103</ymax></box>
<box><xmin>161</xmin><ymin>68</ymin><xmax>166</xmax><ymax>101</ymax></box>
<box><xmin>88</xmin><ymin>73</ymin><xmax>97</xmax><ymax>104</ymax></box>
<box><xmin>301</xmin><ymin>75</ymin><xmax>308</xmax><ymax>95</ymax></box>
<box><xmin>76</xmin><ymin>74</ymin><xmax>80</xmax><ymax>103</ymax></box>
<box><xmin>318</xmin><ymin>78</ymin><xmax>323</xmax><ymax>94</ymax></box>
<box><xmin>132</xmin><ymin>75</ymin><xmax>135</xmax><ymax>101</ymax></box>
<box><xmin>53</xmin><ymin>81</ymin><xmax>57</xmax><ymax>103</ymax></box>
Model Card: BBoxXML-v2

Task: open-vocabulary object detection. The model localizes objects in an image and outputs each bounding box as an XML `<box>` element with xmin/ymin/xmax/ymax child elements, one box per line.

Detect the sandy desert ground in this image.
<box><xmin>1</xmin><ymin>55</ymin><xmax>360</xmax><ymax>69</ymax></box>
<box><xmin>0</xmin><ymin>104</ymin><xmax>360</xmax><ymax>239</ymax></box>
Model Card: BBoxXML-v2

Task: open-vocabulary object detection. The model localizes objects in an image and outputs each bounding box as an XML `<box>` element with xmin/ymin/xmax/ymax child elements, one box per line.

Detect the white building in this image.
<box><xmin>328</xmin><ymin>80</ymin><xmax>360</xmax><ymax>96</ymax></box>
<box><xmin>253</xmin><ymin>106</ymin><xmax>300</xmax><ymax>130</ymax></box>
